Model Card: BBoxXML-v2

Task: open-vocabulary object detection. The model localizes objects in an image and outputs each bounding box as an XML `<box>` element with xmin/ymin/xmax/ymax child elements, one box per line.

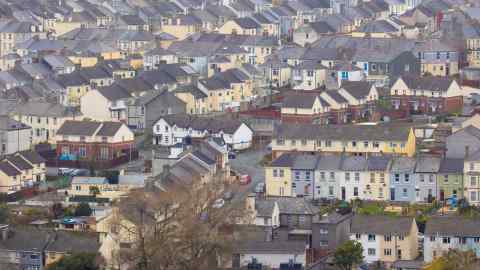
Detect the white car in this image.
<box><xmin>212</xmin><ymin>199</ymin><xmax>225</xmax><ymax>209</ymax></box>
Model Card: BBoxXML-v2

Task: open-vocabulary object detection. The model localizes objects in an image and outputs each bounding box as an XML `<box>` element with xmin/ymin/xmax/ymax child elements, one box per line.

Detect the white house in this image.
<box><xmin>0</xmin><ymin>116</ymin><xmax>31</xmax><ymax>156</ymax></box>
<box><xmin>152</xmin><ymin>114</ymin><xmax>253</xmax><ymax>150</ymax></box>
<box><xmin>424</xmin><ymin>216</ymin><xmax>480</xmax><ymax>263</ymax></box>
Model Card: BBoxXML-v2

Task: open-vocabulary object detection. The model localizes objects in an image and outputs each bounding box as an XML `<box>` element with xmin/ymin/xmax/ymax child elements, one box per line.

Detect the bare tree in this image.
<box><xmin>107</xmin><ymin>175</ymin><xmax>246</xmax><ymax>270</ymax></box>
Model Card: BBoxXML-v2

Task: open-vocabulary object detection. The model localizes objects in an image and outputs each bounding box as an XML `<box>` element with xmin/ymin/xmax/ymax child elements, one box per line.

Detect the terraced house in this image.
<box><xmin>271</xmin><ymin>123</ymin><xmax>416</xmax><ymax>159</ymax></box>
<box><xmin>350</xmin><ymin>215</ymin><xmax>419</xmax><ymax>266</ymax></box>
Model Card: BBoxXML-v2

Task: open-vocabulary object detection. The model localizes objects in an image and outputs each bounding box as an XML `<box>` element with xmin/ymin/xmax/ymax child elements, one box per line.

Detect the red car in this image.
<box><xmin>239</xmin><ymin>174</ymin><xmax>251</xmax><ymax>185</ymax></box>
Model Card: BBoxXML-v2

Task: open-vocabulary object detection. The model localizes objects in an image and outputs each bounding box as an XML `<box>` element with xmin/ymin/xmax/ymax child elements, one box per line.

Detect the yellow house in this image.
<box><xmin>67</xmin><ymin>53</ymin><xmax>98</xmax><ymax>68</ymax></box>
<box><xmin>174</xmin><ymin>85</ymin><xmax>210</xmax><ymax>114</ymax></box>
<box><xmin>52</xmin><ymin>21</ymin><xmax>83</xmax><ymax>37</ymax></box>
<box><xmin>12</xmin><ymin>101</ymin><xmax>82</xmax><ymax>145</ymax></box>
<box><xmin>161</xmin><ymin>16</ymin><xmax>203</xmax><ymax>40</ymax></box>
<box><xmin>0</xmin><ymin>150</ymin><xmax>46</xmax><ymax>193</ymax></box>
<box><xmin>265</xmin><ymin>154</ymin><xmax>293</xmax><ymax>197</ymax></box>
<box><xmin>218</xmin><ymin>18</ymin><xmax>260</xmax><ymax>36</ymax></box>
<box><xmin>272</xmin><ymin>123</ymin><xmax>416</xmax><ymax>159</ymax></box>
<box><xmin>56</xmin><ymin>72</ymin><xmax>91</xmax><ymax>107</ymax></box>
<box><xmin>350</xmin><ymin>215</ymin><xmax>418</xmax><ymax>264</ymax></box>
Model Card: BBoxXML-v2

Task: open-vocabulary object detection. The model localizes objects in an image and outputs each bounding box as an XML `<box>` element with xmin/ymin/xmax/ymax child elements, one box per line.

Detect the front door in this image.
<box><xmin>341</xmin><ymin>187</ymin><xmax>346</xmax><ymax>201</ymax></box>
<box><xmin>390</xmin><ymin>188</ymin><xmax>396</xmax><ymax>201</ymax></box>
<box><xmin>440</xmin><ymin>190</ymin><xmax>445</xmax><ymax>201</ymax></box>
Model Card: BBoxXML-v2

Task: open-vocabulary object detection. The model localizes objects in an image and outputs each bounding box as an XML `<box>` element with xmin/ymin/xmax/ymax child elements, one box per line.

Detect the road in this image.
<box><xmin>229</xmin><ymin>147</ymin><xmax>267</xmax><ymax>203</ymax></box>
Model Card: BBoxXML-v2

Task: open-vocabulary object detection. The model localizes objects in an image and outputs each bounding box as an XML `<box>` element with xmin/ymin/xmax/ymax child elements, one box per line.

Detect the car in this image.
<box><xmin>58</xmin><ymin>168</ymin><xmax>74</xmax><ymax>175</ymax></box>
<box><xmin>239</xmin><ymin>174</ymin><xmax>251</xmax><ymax>185</ymax></box>
<box><xmin>228</xmin><ymin>152</ymin><xmax>236</xmax><ymax>160</ymax></box>
<box><xmin>212</xmin><ymin>198</ymin><xmax>225</xmax><ymax>209</ymax></box>
<box><xmin>223</xmin><ymin>191</ymin><xmax>234</xmax><ymax>201</ymax></box>
<box><xmin>255</xmin><ymin>182</ymin><xmax>265</xmax><ymax>193</ymax></box>
<box><xmin>70</xmin><ymin>169</ymin><xmax>89</xmax><ymax>177</ymax></box>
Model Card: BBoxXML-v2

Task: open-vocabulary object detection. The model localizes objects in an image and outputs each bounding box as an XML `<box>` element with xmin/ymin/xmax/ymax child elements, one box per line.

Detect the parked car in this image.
<box><xmin>223</xmin><ymin>191</ymin><xmax>234</xmax><ymax>201</ymax></box>
<box><xmin>58</xmin><ymin>168</ymin><xmax>74</xmax><ymax>175</ymax></box>
<box><xmin>212</xmin><ymin>198</ymin><xmax>225</xmax><ymax>209</ymax></box>
<box><xmin>239</xmin><ymin>174</ymin><xmax>251</xmax><ymax>185</ymax></box>
<box><xmin>255</xmin><ymin>182</ymin><xmax>265</xmax><ymax>193</ymax></box>
<box><xmin>228</xmin><ymin>152</ymin><xmax>236</xmax><ymax>160</ymax></box>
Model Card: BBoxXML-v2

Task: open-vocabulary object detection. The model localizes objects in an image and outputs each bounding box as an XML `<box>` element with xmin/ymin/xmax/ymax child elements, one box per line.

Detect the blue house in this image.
<box><xmin>389</xmin><ymin>157</ymin><xmax>417</xmax><ymax>202</ymax></box>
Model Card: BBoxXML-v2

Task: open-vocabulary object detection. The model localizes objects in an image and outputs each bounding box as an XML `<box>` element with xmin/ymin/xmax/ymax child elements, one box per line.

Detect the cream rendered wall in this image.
<box><xmin>265</xmin><ymin>166</ymin><xmax>292</xmax><ymax>197</ymax></box>
<box><xmin>81</xmin><ymin>90</ymin><xmax>112</xmax><ymax>121</ymax></box>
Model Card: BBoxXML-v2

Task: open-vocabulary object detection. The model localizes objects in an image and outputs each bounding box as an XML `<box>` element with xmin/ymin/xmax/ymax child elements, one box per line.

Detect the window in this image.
<box><xmin>320</xmin><ymin>229</ymin><xmax>328</xmax><ymax>234</ymax></box>
<box><xmin>330</xmin><ymin>172</ymin><xmax>335</xmax><ymax>179</ymax></box>
<box><xmin>384</xmin><ymin>235</ymin><xmax>391</xmax><ymax>242</ymax></box>
<box><xmin>320</xmin><ymin>240</ymin><xmax>328</xmax><ymax>246</ymax></box>
<box><xmin>352</xmin><ymin>141</ymin><xmax>357</xmax><ymax>147</ymax></box>
<box><xmin>460</xmin><ymin>237</ymin><xmax>467</xmax><ymax>244</ymax></box>
<box><xmin>373</xmin><ymin>141</ymin><xmax>379</xmax><ymax>148</ymax></box>
<box><xmin>395</xmin><ymin>174</ymin><xmax>400</xmax><ymax>183</ymax></box>
<box><xmin>370</xmin><ymin>173</ymin><xmax>375</xmax><ymax>183</ymax></box>
<box><xmin>277</xmin><ymin>138</ymin><xmax>285</xmax><ymax>145</ymax></box>
<box><xmin>292</xmin><ymin>182</ymin><xmax>296</xmax><ymax>188</ymax></box>
<box><xmin>100</xmin><ymin>147</ymin><xmax>109</xmax><ymax>160</ymax></box>
<box><xmin>368</xmin><ymin>248</ymin><xmax>376</xmax><ymax>255</ymax></box>
<box><xmin>384</xmin><ymin>249</ymin><xmax>392</xmax><ymax>256</ymax></box>
<box><xmin>399</xmin><ymin>235</ymin><xmax>405</xmax><ymax>241</ymax></box>
<box><xmin>471</xmin><ymin>176</ymin><xmax>477</xmax><ymax>186</ymax></box>
<box><xmin>80</xmin><ymin>136</ymin><xmax>85</xmax><ymax>142</ymax></box>
<box><xmin>474</xmin><ymin>237</ymin><xmax>480</xmax><ymax>243</ymax></box>
<box><xmin>470</xmin><ymin>163</ymin><xmax>475</xmax><ymax>171</ymax></box>
<box><xmin>420</xmin><ymin>174</ymin><xmax>425</xmax><ymax>182</ymax></box>
<box><xmin>279</xmin><ymin>169</ymin><xmax>284</xmax><ymax>177</ymax></box>
<box><xmin>364</xmin><ymin>141</ymin><xmax>368</xmax><ymax>148</ymax></box>
<box><xmin>429</xmin><ymin>174</ymin><xmax>434</xmax><ymax>183</ymax></box>
<box><xmin>354</xmin><ymin>187</ymin><xmax>358</xmax><ymax>196</ymax></box>
<box><xmin>368</xmin><ymin>234</ymin><xmax>376</xmax><ymax>241</ymax></box>
<box><xmin>471</xmin><ymin>191</ymin><xmax>477</xmax><ymax>201</ymax></box>
<box><xmin>405</xmin><ymin>174</ymin><xmax>410</xmax><ymax>182</ymax></box>
<box><xmin>305</xmin><ymin>171</ymin><xmax>311</xmax><ymax>180</ymax></box>
<box><xmin>355</xmin><ymin>233</ymin><xmax>361</xmax><ymax>240</ymax></box>
<box><xmin>316</xmin><ymin>140</ymin><xmax>322</xmax><ymax>147</ymax></box>
<box><xmin>320</xmin><ymin>172</ymin><xmax>325</xmax><ymax>180</ymax></box>
<box><xmin>345</xmin><ymin>172</ymin><xmax>350</xmax><ymax>182</ymax></box>
<box><xmin>436</xmin><ymin>52</ymin><xmax>441</xmax><ymax>59</ymax></box>
<box><xmin>379</xmin><ymin>188</ymin><xmax>383</xmax><ymax>198</ymax></box>
<box><xmin>329</xmin><ymin>186</ymin><xmax>334</xmax><ymax>196</ymax></box>
<box><xmin>380</xmin><ymin>173</ymin><xmax>385</xmax><ymax>183</ymax></box>
<box><xmin>325</xmin><ymin>140</ymin><xmax>332</xmax><ymax>147</ymax></box>
<box><xmin>75</xmin><ymin>185</ymin><xmax>81</xmax><ymax>191</ymax></box>
<box><xmin>291</xmin><ymin>140</ymin><xmax>296</xmax><ymax>146</ymax></box>
<box><xmin>403</xmin><ymin>188</ymin><xmax>408</xmax><ymax>197</ymax></box>
<box><xmin>443</xmin><ymin>237</ymin><xmax>451</xmax><ymax>244</ymax></box>
<box><xmin>301</xmin><ymin>139</ymin><xmax>307</xmax><ymax>145</ymax></box>
<box><xmin>307</xmin><ymin>70</ymin><xmax>314</xmax><ymax>77</ymax></box>
<box><xmin>430</xmin><ymin>236</ymin><xmax>436</xmax><ymax>241</ymax></box>
<box><xmin>78</xmin><ymin>147</ymin><xmax>86</xmax><ymax>157</ymax></box>
<box><xmin>355</xmin><ymin>173</ymin><xmax>360</xmax><ymax>182</ymax></box>
<box><xmin>273</xmin><ymin>169</ymin><xmax>278</xmax><ymax>177</ymax></box>
<box><xmin>444</xmin><ymin>175</ymin><xmax>449</xmax><ymax>183</ymax></box>
<box><xmin>102</xmin><ymin>137</ymin><xmax>107</xmax><ymax>143</ymax></box>
<box><xmin>295</xmin><ymin>171</ymin><xmax>300</xmax><ymax>180</ymax></box>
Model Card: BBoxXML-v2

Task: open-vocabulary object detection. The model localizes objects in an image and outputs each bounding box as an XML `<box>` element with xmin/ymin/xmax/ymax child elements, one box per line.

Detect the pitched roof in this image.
<box><xmin>399</xmin><ymin>75</ymin><xmax>455</xmax><ymax>92</ymax></box>
<box><xmin>415</xmin><ymin>157</ymin><xmax>441</xmax><ymax>173</ymax></box>
<box><xmin>56</xmin><ymin>120</ymin><xmax>101</xmax><ymax>136</ymax></box>
<box><xmin>5</xmin><ymin>155</ymin><xmax>33</xmax><ymax>170</ymax></box>
<box><xmin>367</xmin><ymin>155</ymin><xmax>392</xmax><ymax>171</ymax></box>
<box><xmin>439</xmin><ymin>158</ymin><xmax>464</xmax><ymax>173</ymax></box>
<box><xmin>425</xmin><ymin>217</ymin><xmax>480</xmax><ymax>237</ymax></box>
<box><xmin>233</xmin><ymin>17</ymin><xmax>261</xmax><ymax>29</ymax></box>
<box><xmin>96</xmin><ymin>122</ymin><xmax>123</xmax><ymax>137</ymax></box>
<box><xmin>341</xmin><ymin>156</ymin><xmax>367</xmax><ymax>171</ymax></box>
<box><xmin>340</xmin><ymin>81</ymin><xmax>374</xmax><ymax>99</ymax></box>
<box><xmin>17</xmin><ymin>150</ymin><xmax>45</xmax><ymax>164</ymax></box>
<box><xmin>282</xmin><ymin>94</ymin><xmax>318</xmax><ymax>109</ymax></box>
<box><xmin>97</xmin><ymin>85</ymin><xmax>131</xmax><ymax>101</ymax></box>
<box><xmin>0</xmin><ymin>161</ymin><xmax>21</xmax><ymax>176</ymax></box>
<box><xmin>351</xmin><ymin>215</ymin><xmax>414</xmax><ymax>235</ymax></box>
<box><xmin>274</xmin><ymin>123</ymin><xmax>411</xmax><ymax>141</ymax></box>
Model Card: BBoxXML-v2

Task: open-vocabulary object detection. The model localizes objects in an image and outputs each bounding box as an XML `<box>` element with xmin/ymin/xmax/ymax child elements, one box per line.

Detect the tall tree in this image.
<box><xmin>442</xmin><ymin>249</ymin><xmax>476</xmax><ymax>270</ymax></box>
<box><xmin>333</xmin><ymin>240</ymin><xmax>364</xmax><ymax>270</ymax></box>
<box><xmin>108</xmin><ymin>176</ymin><xmax>245</xmax><ymax>270</ymax></box>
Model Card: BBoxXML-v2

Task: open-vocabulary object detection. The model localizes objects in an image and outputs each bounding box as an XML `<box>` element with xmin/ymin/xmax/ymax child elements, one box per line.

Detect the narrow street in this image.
<box><xmin>229</xmin><ymin>146</ymin><xmax>268</xmax><ymax>203</ymax></box>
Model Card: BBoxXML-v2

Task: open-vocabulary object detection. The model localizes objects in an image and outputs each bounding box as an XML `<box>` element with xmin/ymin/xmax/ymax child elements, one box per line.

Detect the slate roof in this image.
<box><xmin>390</xmin><ymin>157</ymin><xmax>416</xmax><ymax>172</ymax></box>
<box><xmin>308</xmin><ymin>21</ymin><xmax>335</xmax><ymax>34</ymax></box>
<box><xmin>234</xmin><ymin>240</ymin><xmax>306</xmax><ymax>254</ymax></box>
<box><xmin>0</xmin><ymin>227</ymin><xmax>48</xmax><ymax>251</ymax></box>
<box><xmin>97</xmin><ymin>85</ymin><xmax>131</xmax><ymax>101</ymax></box>
<box><xmin>13</xmin><ymin>102</ymin><xmax>81</xmax><ymax>118</ymax></box>
<box><xmin>341</xmin><ymin>156</ymin><xmax>367</xmax><ymax>171</ymax></box>
<box><xmin>17</xmin><ymin>150</ymin><xmax>45</xmax><ymax>164</ymax></box>
<box><xmin>173</xmin><ymin>84</ymin><xmax>208</xmax><ymax>99</ymax></box>
<box><xmin>56</xmin><ymin>121</ymin><xmax>101</xmax><ymax>136</ymax></box>
<box><xmin>399</xmin><ymin>75</ymin><xmax>455</xmax><ymax>92</ymax></box>
<box><xmin>0</xmin><ymin>161</ymin><xmax>21</xmax><ymax>176</ymax></box>
<box><xmin>438</xmin><ymin>158</ymin><xmax>464</xmax><ymax>174</ymax></box>
<box><xmin>274</xmin><ymin>123</ymin><xmax>411</xmax><ymax>141</ymax></box>
<box><xmin>271</xmin><ymin>197</ymin><xmax>315</xmax><ymax>215</ymax></box>
<box><xmin>192</xmin><ymin>150</ymin><xmax>216</xmax><ymax>165</ymax></box>
<box><xmin>425</xmin><ymin>217</ymin><xmax>480</xmax><ymax>237</ymax></box>
<box><xmin>5</xmin><ymin>155</ymin><xmax>33</xmax><ymax>170</ymax></box>
<box><xmin>45</xmin><ymin>230</ymin><xmax>99</xmax><ymax>253</ymax></box>
<box><xmin>415</xmin><ymin>157</ymin><xmax>441</xmax><ymax>173</ymax></box>
<box><xmin>0</xmin><ymin>116</ymin><xmax>30</xmax><ymax>131</ymax></box>
<box><xmin>160</xmin><ymin>114</ymin><xmax>248</xmax><ymax>134</ymax></box>
<box><xmin>340</xmin><ymin>81</ymin><xmax>374</xmax><ymax>99</ymax></box>
<box><xmin>234</xmin><ymin>17</ymin><xmax>260</xmax><ymax>29</ymax></box>
<box><xmin>323</xmin><ymin>90</ymin><xmax>348</xmax><ymax>104</ymax></box>
<box><xmin>367</xmin><ymin>155</ymin><xmax>392</xmax><ymax>171</ymax></box>
<box><xmin>316</xmin><ymin>155</ymin><xmax>343</xmax><ymax>170</ymax></box>
<box><xmin>359</xmin><ymin>20</ymin><xmax>398</xmax><ymax>33</ymax></box>
<box><xmin>270</xmin><ymin>153</ymin><xmax>296</xmax><ymax>167</ymax></box>
<box><xmin>292</xmin><ymin>155</ymin><xmax>320</xmax><ymax>170</ymax></box>
<box><xmin>350</xmin><ymin>215</ymin><xmax>414</xmax><ymax>235</ymax></box>
<box><xmin>282</xmin><ymin>94</ymin><xmax>318</xmax><ymax>108</ymax></box>
<box><xmin>96</xmin><ymin>122</ymin><xmax>124</xmax><ymax>137</ymax></box>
